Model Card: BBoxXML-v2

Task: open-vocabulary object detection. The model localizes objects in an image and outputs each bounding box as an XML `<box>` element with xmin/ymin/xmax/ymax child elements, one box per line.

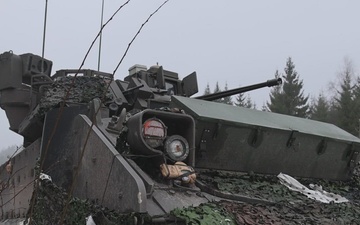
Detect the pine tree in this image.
<box><xmin>235</xmin><ymin>92</ymin><xmax>254</xmax><ymax>108</ymax></box>
<box><xmin>333</xmin><ymin>59</ymin><xmax>355</xmax><ymax>134</ymax></box>
<box><xmin>352</xmin><ymin>77</ymin><xmax>360</xmax><ymax>135</ymax></box>
<box><xmin>204</xmin><ymin>83</ymin><xmax>211</xmax><ymax>95</ymax></box>
<box><xmin>245</xmin><ymin>95</ymin><xmax>256</xmax><ymax>109</ymax></box>
<box><xmin>213</xmin><ymin>82</ymin><xmax>221</xmax><ymax>93</ymax></box>
<box><xmin>204</xmin><ymin>82</ymin><xmax>252</xmax><ymax>106</ymax></box>
<box><xmin>222</xmin><ymin>82</ymin><xmax>233</xmax><ymax>105</ymax></box>
<box><xmin>267</xmin><ymin>58</ymin><xmax>309</xmax><ymax>117</ymax></box>
<box><xmin>267</xmin><ymin>70</ymin><xmax>286</xmax><ymax>113</ymax></box>
<box><xmin>235</xmin><ymin>92</ymin><xmax>246</xmax><ymax>107</ymax></box>
<box><xmin>310</xmin><ymin>93</ymin><xmax>329</xmax><ymax>122</ymax></box>
<box><xmin>212</xmin><ymin>82</ymin><xmax>232</xmax><ymax>105</ymax></box>
<box><xmin>326</xmin><ymin>99</ymin><xmax>339</xmax><ymax>126</ymax></box>
<box><xmin>212</xmin><ymin>82</ymin><xmax>222</xmax><ymax>103</ymax></box>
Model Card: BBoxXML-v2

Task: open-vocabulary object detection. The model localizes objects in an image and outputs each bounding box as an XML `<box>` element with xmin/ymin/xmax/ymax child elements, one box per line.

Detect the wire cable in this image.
<box><xmin>41</xmin><ymin>0</ymin><xmax>48</xmax><ymax>73</ymax></box>
<box><xmin>21</xmin><ymin>0</ymin><xmax>172</xmax><ymax>223</ymax></box>
<box><xmin>113</xmin><ymin>0</ymin><xmax>169</xmax><ymax>75</ymax></box>
<box><xmin>59</xmin><ymin>2</ymin><xmax>170</xmax><ymax>223</ymax></box>
<box><xmin>27</xmin><ymin>1</ymin><xmax>132</xmax><ymax>224</ymax></box>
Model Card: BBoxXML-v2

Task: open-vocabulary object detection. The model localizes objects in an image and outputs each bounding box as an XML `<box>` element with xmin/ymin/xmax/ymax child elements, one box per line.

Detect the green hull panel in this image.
<box><xmin>171</xmin><ymin>96</ymin><xmax>360</xmax><ymax>180</ymax></box>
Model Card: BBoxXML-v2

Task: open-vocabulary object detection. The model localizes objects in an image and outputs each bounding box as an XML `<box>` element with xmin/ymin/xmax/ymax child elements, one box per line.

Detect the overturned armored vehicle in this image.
<box><xmin>0</xmin><ymin>51</ymin><xmax>360</xmax><ymax>224</ymax></box>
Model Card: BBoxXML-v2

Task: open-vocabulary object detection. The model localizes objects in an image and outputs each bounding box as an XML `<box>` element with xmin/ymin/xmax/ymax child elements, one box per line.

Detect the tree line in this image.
<box><xmin>204</xmin><ymin>57</ymin><xmax>360</xmax><ymax>137</ymax></box>
<box><xmin>203</xmin><ymin>82</ymin><xmax>256</xmax><ymax>109</ymax></box>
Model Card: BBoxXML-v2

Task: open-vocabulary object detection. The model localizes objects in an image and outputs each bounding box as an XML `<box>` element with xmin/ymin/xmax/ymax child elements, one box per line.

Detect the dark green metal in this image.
<box><xmin>1</xmin><ymin>51</ymin><xmax>360</xmax><ymax>224</ymax></box>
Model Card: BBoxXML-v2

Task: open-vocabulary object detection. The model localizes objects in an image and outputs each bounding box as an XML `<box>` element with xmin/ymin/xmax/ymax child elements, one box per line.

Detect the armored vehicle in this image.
<box><xmin>0</xmin><ymin>51</ymin><xmax>360</xmax><ymax>224</ymax></box>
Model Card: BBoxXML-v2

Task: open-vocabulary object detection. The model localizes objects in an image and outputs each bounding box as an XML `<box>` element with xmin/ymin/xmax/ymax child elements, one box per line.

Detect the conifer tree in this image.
<box><xmin>235</xmin><ymin>92</ymin><xmax>255</xmax><ymax>108</ymax></box>
<box><xmin>222</xmin><ymin>82</ymin><xmax>233</xmax><ymax>105</ymax></box>
<box><xmin>267</xmin><ymin>70</ymin><xmax>286</xmax><ymax>112</ymax></box>
<box><xmin>212</xmin><ymin>82</ymin><xmax>222</xmax><ymax>103</ymax></box>
<box><xmin>352</xmin><ymin>77</ymin><xmax>360</xmax><ymax>135</ymax></box>
<box><xmin>204</xmin><ymin>82</ymin><xmax>254</xmax><ymax>106</ymax></box>
<box><xmin>310</xmin><ymin>93</ymin><xmax>329</xmax><ymax>122</ymax></box>
<box><xmin>213</xmin><ymin>82</ymin><xmax>221</xmax><ymax>93</ymax></box>
<box><xmin>204</xmin><ymin>83</ymin><xmax>211</xmax><ymax>95</ymax></box>
<box><xmin>212</xmin><ymin>82</ymin><xmax>233</xmax><ymax>104</ymax></box>
<box><xmin>245</xmin><ymin>96</ymin><xmax>256</xmax><ymax>109</ymax></box>
<box><xmin>333</xmin><ymin>60</ymin><xmax>355</xmax><ymax>134</ymax></box>
<box><xmin>235</xmin><ymin>92</ymin><xmax>246</xmax><ymax>107</ymax></box>
<box><xmin>267</xmin><ymin>58</ymin><xmax>309</xmax><ymax>117</ymax></box>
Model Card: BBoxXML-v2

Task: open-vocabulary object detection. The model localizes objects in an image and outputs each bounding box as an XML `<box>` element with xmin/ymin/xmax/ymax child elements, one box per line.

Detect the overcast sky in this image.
<box><xmin>1</xmin><ymin>0</ymin><xmax>359</xmax><ymax>149</ymax></box>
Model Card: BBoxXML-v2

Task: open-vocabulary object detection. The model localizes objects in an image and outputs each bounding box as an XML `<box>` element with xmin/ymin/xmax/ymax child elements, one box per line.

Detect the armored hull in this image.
<box><xmin>0</xmin><ymin>51</ymin><xmax>359</xmax><ymax>224</ymax></box>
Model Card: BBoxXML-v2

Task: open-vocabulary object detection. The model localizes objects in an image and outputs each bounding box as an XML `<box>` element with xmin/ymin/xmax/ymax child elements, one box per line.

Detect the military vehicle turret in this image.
<box><xmin>1</xmin><ymin>51</ymin><xmax>360</xmax><ymax>224</ymax></box>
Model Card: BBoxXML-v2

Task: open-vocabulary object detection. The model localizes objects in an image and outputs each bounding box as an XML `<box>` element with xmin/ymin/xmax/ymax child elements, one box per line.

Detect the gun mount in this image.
<box><xmin>1</xmin><ymin>51</ymin><xmax>360</xmax><ymax>224</ymax></box>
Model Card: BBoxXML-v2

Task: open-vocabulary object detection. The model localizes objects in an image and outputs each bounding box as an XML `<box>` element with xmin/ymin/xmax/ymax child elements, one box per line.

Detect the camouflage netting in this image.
<box><xmin>25</xmin><ymin>166</ymin><xmax>360</xmax><ymax>225</ymax></box>
<box><xmin>171</xmin><ymin>203</ymin><xmax>236</xmax><ymax>225</ymax></box>
<box><xmin>37</xmin><ymin>76</ymin><xmax>113</xmax><ymax>118</ymax></box>
<box><xmin>192</xmin><ymin>170</ymin><xmax>360</xmax><ymax>225</ymax></box>
<box><xmin>26</xmin><ymin>179</ymin><xmax>151</xmax><ymax>225</ymax></box>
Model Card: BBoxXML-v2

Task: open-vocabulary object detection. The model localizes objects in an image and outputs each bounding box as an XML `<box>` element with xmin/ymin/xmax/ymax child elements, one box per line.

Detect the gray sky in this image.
<box><xmin>1</xmin><ymin>0</ymin><xmax>359</xmax><ymax>149</ymax></box>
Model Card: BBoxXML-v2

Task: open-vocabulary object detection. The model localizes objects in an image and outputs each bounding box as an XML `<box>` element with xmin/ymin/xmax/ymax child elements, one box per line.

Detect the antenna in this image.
<box><xmin>41</xmin><ymin>0</ymin><xmax>49</xmax><ymax>73</ymax></box>
<box><xmin>98</xmin><ymin>0</ymin><xmax>105</xmax><ymax>71</ymax></box>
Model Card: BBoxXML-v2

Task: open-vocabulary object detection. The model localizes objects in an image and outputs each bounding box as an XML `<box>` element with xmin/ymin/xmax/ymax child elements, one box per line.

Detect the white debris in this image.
<box><xmin>138</xmin><ymin>192</ymin><xmax>142</xmax><ymax>204</ymax></box>
<box><xmin>86</xmin><ymin>215</ymin><xmax>96</xmax><ymax>225</ymax></box>
<box><xmin>277</xmin><ymin>173</ymin><xmax>348</xmax><ymax>204</ymax></box>
<box><xmin>39</xmin><ymin>173</ymin><xmax>52</xmax><ymax>182</ymax></box>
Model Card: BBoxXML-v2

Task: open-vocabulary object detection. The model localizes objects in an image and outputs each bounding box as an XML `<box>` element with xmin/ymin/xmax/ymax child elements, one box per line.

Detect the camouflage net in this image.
<box><xmin>24</xmin><ymin>169</ymin><xmax>360</xmax><ymax>225</ymax></box>
<box><xmin>37</xmin><ymin>76</ymin><xmax>113</xmax><ymax>118</ymax></box>
<box><xmin>26</xmin><ymin>179</ymin><xmax>151</xmax><ymax>225</ymax></box>
<box><xmin>195</xmin><ymin>170</ymin><xmax>360</xmax><ymax>225</ymax></box>
<box><xmin>171</xmin><ymin>203</ymin><xmax>236</xmax><ymax>225</ymax></box>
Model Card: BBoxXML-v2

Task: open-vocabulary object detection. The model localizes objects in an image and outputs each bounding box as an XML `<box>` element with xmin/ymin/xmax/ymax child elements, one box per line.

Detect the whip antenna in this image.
<box><xmin>98</xmin><ymin>0</ymin><xmax>105</xmax><ymax>71</ymax></box>
<box><xmin>41</xmin><ymin>0</ymin><xmax>49</xmax><ymax>73</ymax></box>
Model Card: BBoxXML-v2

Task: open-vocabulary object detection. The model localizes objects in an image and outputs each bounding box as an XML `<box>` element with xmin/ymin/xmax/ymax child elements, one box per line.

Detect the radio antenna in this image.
<box><xmin>98</xmin><ymin>0</ymin><xmax>105</xmax><ymax>71</ymax></box>
<box><xmin>41</xmin><ymin>0</ymin><xmax>49</xmax><ymax>73</ymax></box>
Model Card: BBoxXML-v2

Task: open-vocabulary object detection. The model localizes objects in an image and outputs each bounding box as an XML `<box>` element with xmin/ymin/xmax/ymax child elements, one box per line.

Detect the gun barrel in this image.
<box><xmin>195</xmin><ymin>78</ymin><xmax>282</xmax><ymax>101</ymax></box>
